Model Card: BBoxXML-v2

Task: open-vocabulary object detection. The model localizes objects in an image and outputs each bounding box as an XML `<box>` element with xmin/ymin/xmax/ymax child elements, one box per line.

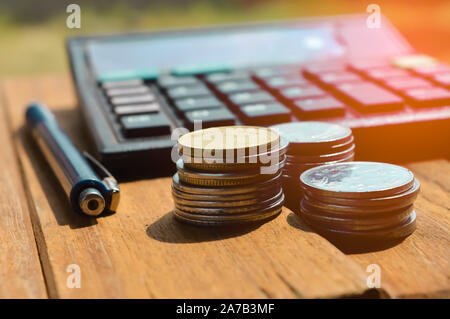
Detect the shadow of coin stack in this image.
<box><xmin>172</xmin><ymin>126</ymin><xmax>288</xmax><ymax>226</ymax></box>
<box><xmin>269</xmin><ymin>122</ymin><xmax>355</xmax><ymax>210</ymax></box>
<box><xmin>298</xmin><ymin>162</ymin><xmax>419</xmax><ymax>245</ymax></box>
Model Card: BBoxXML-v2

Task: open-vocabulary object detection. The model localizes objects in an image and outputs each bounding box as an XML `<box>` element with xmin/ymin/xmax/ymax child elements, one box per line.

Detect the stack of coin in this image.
<box><xmin>172</xmin><ymin>126</ymin><xmax>287</xmax><ymax>226</ymax></box>
<box><xmin>298</xmin><ymin>162</ymin><xmax>419</xmax><ymax>241</ymax></box>
<box><xmin>269</xmin><ymin>122</ymin><xmax>355</xmax><ymax>209</ymax></box>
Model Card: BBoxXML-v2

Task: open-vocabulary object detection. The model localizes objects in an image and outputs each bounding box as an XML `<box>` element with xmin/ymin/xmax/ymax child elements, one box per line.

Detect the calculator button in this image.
<box><xmin>101</xmin><ymin>79</ymin><xmax>143</xmax><ymax>89</ymax></box>
<box><xmin>167</xmin><ymin>85</ymin><xmax>211</xmax><ymax>99</ymax></box>
<box><xmin>264</xmin><ymin>75</ymin><xmax>309</xmax><ymax>89</ymax></box>
<box><xmin>412</xmin><ymin>64</ymin><xmax>450</xmax><ymax>76</ymax></box>
<box><xmin>293</xmin><ymin>96</ymin><xmax>346</xmax><ymax>119</ymax></box>
<box><xmin>431</xmin><ymin>73</ymin><xmax>450</xmax><ymax>88</ymax></box>
<box><xmin>174</xmin><ymin>96</ymin><xmax>224</xmax><ymax>112</ymax></box>
<box><xmin>348</xmin><ymin>60</ymin><xmax>390</xmax><ymax>71</ymax></box>
<box><xmin>121</xmin><ymin>113</ymin><xmax>171</xmax><ymax>137</ymax></box>
<box><xmin>279</xmin><ymin>85</ymin><xmax>326</xmax><ymax>100</ymax></box>
<box><xmin>365</xmin><ymin>67</ymin><xmax>410</xmax><ymax>80</ymax></box>
<box><xmin>184</xmin><ymin>108</ymin><xmax>236</xmax><ymax>128</ymax></box>
<box><xmin>316</xmin><ymin>71</ymin><xmax>362</xmax><ymax>84</ymax></box>
<box><xmin>229</xmin><ymin>91</ymin><xmax>275</xmax><ymax>106</ymax></box>
<box><xmin>114</xmin><ymin>103</ymin><xmax>160</xmax><ymax>116</ymax></box>
<box><xmin>303</xmin><ymin>63</ymin><xmax>347</xmax><ymax>75</ymax></box>
<box><xmin>335</xmin><ymin>82</ymin><xmax>404</xmax><ymax>113</ymax></box>
<box><xmin>254</xmin><ymin>66</ymin><xmax>298</xmax><ymax>78</ymax></box>
<box><xmin>383</xmin><ymin>77</ymin><xmax>432</xmax><ymax>91</ymax></box>
<box><xmin>402</xmin><ymin>87</ymin><xmax>450</xmax><ymax>107</ymax></box>
<box><xmin>110</xmin><ymin>94</ymin><xmax>155</xmax><ymax>106</ymax></box>
<box><xmin>205</xmin><ymin>71</ymin><xmax>250</xmax><ymax>83</ymax></box>
<box><xmin>106</xmin><ymin>86</ymin><xmax>150</xmax><ymax>97</ymax></box>
<box><xmin>239</xmin><ymin>102</ymin><xmax>291</xmax><ymax>123</ymax></box>
<box><xmin>157</xmin><ymin>76</ymin><xmax>200</xmax><ymax>88</ymax></box>
<box><xmin>216</xmin><ymin>80</ymin><xmax>259</xmax><ymax>94</ymax></box>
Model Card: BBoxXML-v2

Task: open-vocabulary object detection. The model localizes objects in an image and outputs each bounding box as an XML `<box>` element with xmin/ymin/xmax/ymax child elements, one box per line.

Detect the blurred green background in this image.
<box><xmin>1</xmin><ymin>0</ymin><xmax>449</xmax><ymax>76</ymax></box>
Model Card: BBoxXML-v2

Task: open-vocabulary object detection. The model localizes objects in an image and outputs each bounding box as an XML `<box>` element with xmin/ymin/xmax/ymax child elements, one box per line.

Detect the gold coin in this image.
<box><xmin>172</xmin><ymin>172</ymin><xmax>282</xmax><ymax>195</ymax></box>
<box><xmin>177</xmin><ymin>162</ymin><xmax>280</xmax><ymax>187</ymax></box>
<box><xmin>178</xmin><ymin>172</ymin><xmax>278</xmax><ymax>187</ymax></box>
<box><xmin>178</xmin><ymin>126</ymin><xmax>280</xmax><ymax>158</ymax></box>
<box><xmin>177</xmin><ymin>157</ymin><xmax>285</xmax><ymax>177</ymax></box>
<box><xmin>181</xmin><ymin>137</ymin><xmax>289</xmax><ymax>170</ymax></box>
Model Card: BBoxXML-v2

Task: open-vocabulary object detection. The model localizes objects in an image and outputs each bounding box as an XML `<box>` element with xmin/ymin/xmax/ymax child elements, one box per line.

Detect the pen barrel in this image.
<box><xmin>26</xmin><ymin>103</ymin><xmax>108</xmax><ymax>214</ymax></box>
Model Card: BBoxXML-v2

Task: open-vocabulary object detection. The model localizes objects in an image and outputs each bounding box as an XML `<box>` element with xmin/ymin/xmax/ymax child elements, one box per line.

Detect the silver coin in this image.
<box><xmin>174</xmin><ymin>190</ymin><xmax>284</xmax><ymax>215</ymax></box>
<box><xmin>300</xmin><ymin>162</ymin><xmax>415</xmax><ymax>199</ymax></box>
<box><xmin>173</xmin><ymin>205</ymin><xmax>282</xmax><ymax>226</ymax></box>
<box><xmin>284</xmin><ymin>153</ymin><xmax>355</xmax><ymax>170</ymax></box>
<box><xmin>300</xmin><ymin>199</ymin><xmax>414</xmax><ymax>230</ymax></box>
<box><xmin>282</xmin><ymin>153</ymin><xmax>355</xmax><ymax>180</ymax></box>
<box><xmin>286</xmin><ymin>143</ymin><xmax>355</xmax><ymax>163</ymax></box>
<box><xmin>172</xmin><ymin>188</ymin><xmax>283</xmax><ymax>208</ymax></box>
<box><xmin>172</xmin><ymin>172</ymin><xmax>282</xmax><ymax>195</ymax></box>
<box><xmin>302</xmin><ymin>194</ymin><xmax>415</xmax><ymax>216</ymax></box>
<box><xmin>302</xmin><ymin>178</ymin><xmax>420</xmax><ymax>208</ymax></box>
<box><xmin>298</xmin><ymin>209</ymin><xmax>416</xmax><ymax>239</ymax></box>
<box><xmin>171</xmin><ymin>183</ymin><xmax>281</xmax><ymax>202</ymax></box>
<box><xmin>174</xmin><ymin>193</ymin><xmax>284</xmax><ymax>219</ymax></box>
<box><xmin>270</xmin><ymin>122</ymin><xmax>352</xmax><ymax>152</ymax></box>
<box><xmin>299</xmin><ymin>201</ymin><xmax>415</xmax><ymax>232</ymax></box>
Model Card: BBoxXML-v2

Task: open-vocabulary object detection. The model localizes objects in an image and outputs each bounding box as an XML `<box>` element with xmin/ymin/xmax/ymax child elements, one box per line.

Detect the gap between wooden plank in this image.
<box><xmin>0</xmin><ymin>82</ymin><xmax>48</xmax><ymax>298</ymax></box>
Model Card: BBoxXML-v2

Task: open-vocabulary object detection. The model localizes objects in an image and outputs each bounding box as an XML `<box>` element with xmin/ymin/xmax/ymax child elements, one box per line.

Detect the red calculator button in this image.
<box><xmin>430</xmin><ymin>73</ymin><xmax>450</xmax><ymax>88</ymax></box>
<box><xmin>412</xmin><ymin>64</ymin><xmax>450</xmax><ymax>76</ymax></box>
<box><xmin>365</xmin><ymin>67</ymin><xmax>410</xmax><ymax>80</ymax></box>
<box><xmin>384</xmin><ymin>77</ymin><xmax>433</xmax><ymax>91</ymax></box>
<box><xmin>294</xmin><ymin>96</ymin><xmax>346</xmax><ymax>119</ymax></box>
<box><xmin>316</xmin><ymin>71</ymin><xmax>362</xmax><ymax>85</ymax></box>
<box><xmin>335</xmin><ymin>82</ymin><xmax>404</xmax><ymax>113</ymax></box>
<box><xmin>402</xmin><ymin>87</ymin><xmax>450</xmax><ymax>107</ymax></box>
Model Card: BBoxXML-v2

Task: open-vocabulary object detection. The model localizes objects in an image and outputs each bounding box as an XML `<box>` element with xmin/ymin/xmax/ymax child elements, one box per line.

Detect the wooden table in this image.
<box><xmin>0</xmin><ymin>75</ymin><xmax>449</xmax><ymax>298</ymax></box>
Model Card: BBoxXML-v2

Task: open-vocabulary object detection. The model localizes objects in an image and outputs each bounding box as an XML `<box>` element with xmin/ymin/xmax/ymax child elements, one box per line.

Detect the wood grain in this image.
<box><xmin>348</xmin><ymin>160</ymin><xmax>450</xmax><ymax>298</ymax></box>
<box><xmin>0</xmin><ymin>82</ymin><xmax>47</xmax><ymax>298</ymax></box>
<box><xmin>2</xmin><ymin>75</ymin><xmax>372</xmax><ymax>298</ymax></box>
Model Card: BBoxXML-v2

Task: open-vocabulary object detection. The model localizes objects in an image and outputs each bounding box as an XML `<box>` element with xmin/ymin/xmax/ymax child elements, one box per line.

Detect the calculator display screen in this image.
<box><xmin>87</xmin><ymin>26</ymin><xmax>345</xmax><ymax>78</ymax></box>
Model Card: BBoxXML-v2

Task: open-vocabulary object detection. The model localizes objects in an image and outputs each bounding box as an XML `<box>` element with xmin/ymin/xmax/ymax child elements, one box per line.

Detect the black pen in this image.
<box><xmin>25</xmin><ymin>102</ymin><xmax>120</xmax><ymax>216</ymax></box>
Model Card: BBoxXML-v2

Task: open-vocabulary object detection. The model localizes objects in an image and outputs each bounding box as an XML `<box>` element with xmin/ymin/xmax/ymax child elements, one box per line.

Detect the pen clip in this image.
<box><xmin>83</xmin><ymin>151</ymin><xmax>120</xmax><ymax>213</ymax></box>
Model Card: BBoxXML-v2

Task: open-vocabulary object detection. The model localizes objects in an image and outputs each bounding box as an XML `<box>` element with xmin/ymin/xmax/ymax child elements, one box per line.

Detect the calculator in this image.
<box><xmin>67</xmin><ymin>14</ymin><xmax>450</xmax><ymax>178</ymax></box>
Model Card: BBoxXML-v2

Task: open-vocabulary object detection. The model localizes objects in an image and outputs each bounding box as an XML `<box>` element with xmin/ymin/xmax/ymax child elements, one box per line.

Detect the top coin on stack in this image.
<box><xmin>269</xmin><ymin>122</ymin><xmax>355</xmax><ymax>208</ymax></box>
<box><xmin>172</xmin><ymin>126</ymin><xmax>287</xmax><ymax>226</ymax></box>
<box><xmin>298</xmin><ymin>162</ymin><xmax>419</xmax><ymax>241</ymax></box>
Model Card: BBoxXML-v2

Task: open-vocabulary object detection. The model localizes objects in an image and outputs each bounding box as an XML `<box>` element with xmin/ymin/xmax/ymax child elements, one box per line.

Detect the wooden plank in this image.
<box><xmin>2</xmin><ymin>75</ymin><xmax>371</xmax><ymax>298</ymax></box>
<box><xmin>348</xmin><ymin>160</ymin><xmax>450</xmax><ymax>298</ymax></box>
<box><xmin>0</xmin><ymin>82</ymin><xmax>47</xmax><ymax>298</ymax></box>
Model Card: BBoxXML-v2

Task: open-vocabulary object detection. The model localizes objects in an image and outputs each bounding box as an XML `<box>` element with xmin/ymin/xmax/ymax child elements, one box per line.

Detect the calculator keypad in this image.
<box><xmin>99</xmin><ymin>60</ymin><xmax>450</xmax><ymax>140</ymax></box>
